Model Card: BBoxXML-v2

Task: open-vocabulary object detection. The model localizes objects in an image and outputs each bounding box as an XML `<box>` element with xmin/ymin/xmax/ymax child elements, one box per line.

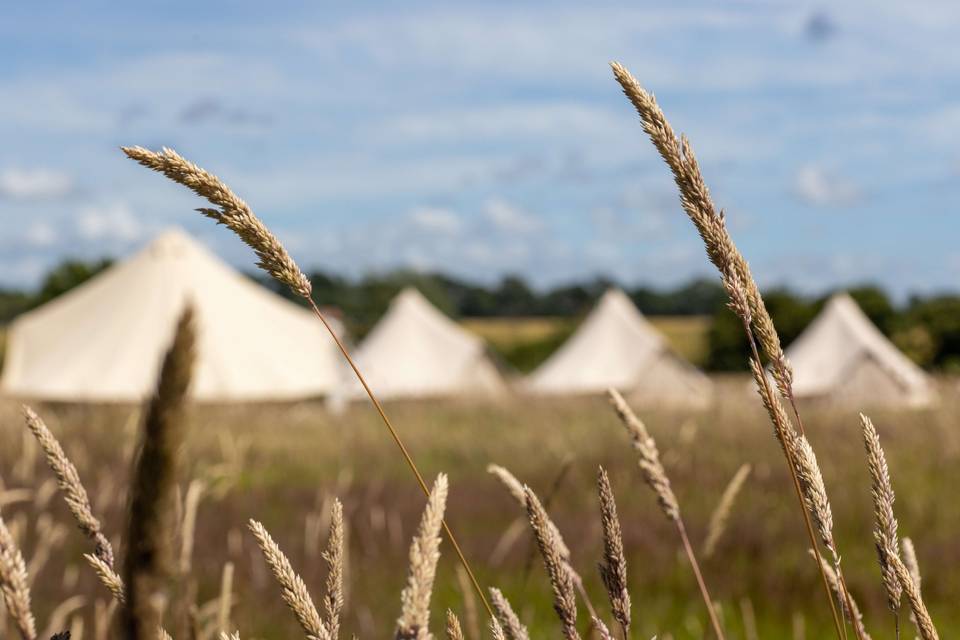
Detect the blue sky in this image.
<box><xmin>2</xmin><ymin>2</ymin><xmax>959</xmax><ymax>297</ymax></box>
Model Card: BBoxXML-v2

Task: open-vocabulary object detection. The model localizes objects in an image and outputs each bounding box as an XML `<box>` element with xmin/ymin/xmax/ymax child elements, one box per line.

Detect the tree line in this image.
<box><xmin>3</xmin><ymin>259</ymin><xmax>960</xmax><ymax>371</ymax></box>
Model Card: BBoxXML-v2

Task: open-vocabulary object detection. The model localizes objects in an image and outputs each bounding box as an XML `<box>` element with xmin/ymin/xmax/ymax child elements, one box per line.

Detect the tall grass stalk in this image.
<box><xmin>703</xmin><ymin>464</ymin><xmax>751</xmax><ymax>559</ymax></box>
<box><xmin>0</xmin><ymin>514</ymin><xmax>35</xmax><ymax>640</ymax></box>
<box><xmin>487</xmin><ymin>464</ymin><xmax>599</xmax><ymax>624</ymax></box>
<box><xmin>249</xmin><ymin>520</ymin><xmax>328</xmax><ymax>640</ymax></box>
<box><xmin>23</xmin><ymin>407</ymin><xmax>114</xmax><ymax>568</ymax></box>
<box><xmin>596</xmin><ymin>466</ymin><xmax>630</xmax><ymax>640</ymax></box>
<box><xmin>396</xmin><ymin>474</ymin><xmax>448</xmax><ymax>640</ymax></box>
<box><xmin>860</xmin><ymin>414</ymin><xmax>901</xmax><ymax>635</ymax></box>
<box><xmin>123</xmin><ymin>306</ymin><xmax>196</xmax><ymax>640</ymax></box>
<box><xmin>523</xmin><ymin>487</ymin><xmax>579</xmax><ymax>640</ymax></box>
<box><xmin>610</xmin><ymin>61</ymin><xmax>848</xmax><ymax>640</ymax></box>
<box><xmin>122</xmin><ymin>145</ymin><xmax>493</xmax><ymax>619</ymax></box>
<box><xmin>445</xmin><ymin>610</ymin><xmax>465</xmax><ymax>640</ymax></box>
<box><xmin>607</xmin><ymin>390</ymin><xmax>724</xmax><ymax>639</ymax></box>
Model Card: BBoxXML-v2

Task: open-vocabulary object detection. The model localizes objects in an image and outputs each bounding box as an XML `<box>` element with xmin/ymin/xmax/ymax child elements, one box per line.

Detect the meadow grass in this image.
<box><xmin>2</xmin><ymin>381</ymin><xmax>958</xmax><ymax>638</ymax></box>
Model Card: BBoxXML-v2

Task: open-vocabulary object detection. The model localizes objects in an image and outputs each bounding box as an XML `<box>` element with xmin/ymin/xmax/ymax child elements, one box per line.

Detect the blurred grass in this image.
<box><xmin>647</xmin><ymin>316</ymin><xmax>711</xmax><ymax>365</ymax></box>
<box><xmin>461</xmin><ymin>317</ymin><xmax>576</xmax><ymax>373</ymax></box>
<box><xmin>1</xmin><ymin>378</ymin><xmax>958</xmax><ymax>638</ymax></box>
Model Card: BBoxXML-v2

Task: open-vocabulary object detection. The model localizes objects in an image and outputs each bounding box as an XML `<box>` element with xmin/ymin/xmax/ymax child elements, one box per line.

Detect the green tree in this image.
<box><xmin>903</xmin><ymin>295</ymin><xmax>960</xmax><ymax>370</ymax></box>
<box><xmin>707</xmin><ymin>287</ymin><xmax>817</xmax><ymax>371</ymax></box>
<box><xmin>892</xmin><ymin>324</ymin><xmax>937</xmax><ymax>367</ymax></box>
<box><xmin>0</xmin><ymin>289</ymin><xmax>31</xmax><ymax>323</ymax></box>
<box><xmin>492</xmin><ymin>275</ymin><xmax>537</xmax><ymax>316</ymax></box>
<box><xmin>32</xmin><ymin>258</ymin><xmax>113</xmax><ymax>308</ymax></box>
<box><xmin>632</xmin><ymin>278</ymin><xmax>727</xmax><ymax>315</ymax></box>
<box><xmin>845</xmin><ymin>285</ymin><xmax>895</xmax><ymax>333</ymax></box>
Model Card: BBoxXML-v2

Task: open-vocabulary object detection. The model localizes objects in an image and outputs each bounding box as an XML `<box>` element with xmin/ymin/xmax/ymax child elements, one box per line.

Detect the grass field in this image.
<box><xmin>462</xmin><ymin>315</ymin><xmax>712</xmax><ymax>371</ymax></box>
<box><xmin>2</xmin><ymin>378</ymin><xmax>957</xmax><ymax>639</ymax></box>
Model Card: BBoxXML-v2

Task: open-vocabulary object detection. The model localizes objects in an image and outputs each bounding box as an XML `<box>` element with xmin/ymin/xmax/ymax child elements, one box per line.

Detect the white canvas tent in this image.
<box><xmin>526</xmin><ymin>288</ymin><xmax>712</xmax><ymax>406</ymax></box>
<box><xmin>340</xmin><ymin>288</ymin><xmax>506</xmax><ymax>400</ymax></box>
<box><xmin>784</xmin><ymin>293</ymin><xmax>936</xmax><ymax>407</ymax></box>
<box><xmin>1</xmin><ymin>228</ymin><xmax>346</xmax><ymax>402</ymax></box>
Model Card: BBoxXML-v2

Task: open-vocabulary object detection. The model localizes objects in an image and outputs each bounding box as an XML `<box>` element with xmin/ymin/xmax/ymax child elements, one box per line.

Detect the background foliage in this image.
<box><xmin>4</xmin><ymin>258</ymin><xmax>960</xmax><ymax>372</ymax></box>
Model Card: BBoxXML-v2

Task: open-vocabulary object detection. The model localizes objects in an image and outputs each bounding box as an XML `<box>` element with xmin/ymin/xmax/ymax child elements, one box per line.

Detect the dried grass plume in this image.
<box><xmin>121</xmin><ymin>146</ymin><xmax>311</xmax><ymax>299</ymax></box>
<box><xmin>23</xmin><ymin>406</ymin><xmax>114</xmax><ymax>567</ymax></box>
<box><xmin>322</xmin><ymin>499</ymin><xmax>344</xmax><ymax>640</ymax></box>
<box><xmin>396</xmin><ymin>474</ymin><xmax>449</xmax><ymax>640</ymax></box>
<box><xmin>123</xmin><ymin>306</ymin><xmax>196</xmax><ymax>640</ymax></box>
<box><xmin>860</xmin><ymin>413</ymin><xmax>901</xmax><ymax>613</ymax></box>
<box><xmin>249</xmin><ymin>520</ymin><xmax>328</xmax><ymax>640</ymax></box>
<box><xmin>0</xmin><ymin>515</ymin><xmax>36</xmax><ymax>640</ymax></box>
<box><xmin>607</xmin><ymin>389</ymin><xmax>679</xmax><ymax>521</ymax></box>
<box><xmin>596</xmin><ymin>466</ymin><xmax>630</xmax><ymax>636</ymax></box>
<box><xmin>444</xmin><ymin>610</ymin><xmax>464</xmax><ymax>640</ymax></box>
<box><xmin>489</xmin><ymin>588</ymin><xmax>529</xmax><ymax>640</ymax></box>
<box><xmin>524</xmin><ymin>486</ymin><xmax>579</xmax><ymax>640</ymax></box>
<box><xmin>703</xmin><ymin>464</ymin><xmax>752</xmax><ymax>559</ymax></box>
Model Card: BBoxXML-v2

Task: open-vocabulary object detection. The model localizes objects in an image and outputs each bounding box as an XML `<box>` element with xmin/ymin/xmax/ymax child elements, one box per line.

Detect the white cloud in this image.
<box><xmin>483</xmin><ymin>199</ymin><xmax>542</xmax><ymax>234</ymax></box>
<box><xmin>381</xmin><ymin>103</ymin><xmax>625</xmax><ymax>142</ymax></box>
<box><xmin>409</xmin><ymin>206</ymin><xmax>463</xmax><ymax>235</ymax></box>
<box><xmin>757</xmin><ymin>250</ymin><xmax>898</xmax><ymax>294</ymax></box>
<box><xmin>0</xmin><ymin>168</ymin><xmax>73</xmax><ymax>201</ymax></box>
<box><xmin>77</xmin><ymin>202</ymin><xmax>144</xmax><ymax>243</ymax></box>
<box><xmin>230</xmin><ymin>154</ymin><xmax>497</xmax><ymax>204</ymax></box>
<box><xmin>298</xmin><ymin>7</ymin><xmax>765</xmax><ymax>85</ymax></box>
<box><xmin>793</xmin><ymin>164</ymin><xmax>862</xmax><ymax>207</ymax></box>
<box><xmin>24</xmin><ymin>221</ymin><xmax>58</xmax><ymax>248</ymax></box>
<box><xmin>919</xmin><ymin>105</ymin><xmax>960</xmax><ymax>146</ymax></box>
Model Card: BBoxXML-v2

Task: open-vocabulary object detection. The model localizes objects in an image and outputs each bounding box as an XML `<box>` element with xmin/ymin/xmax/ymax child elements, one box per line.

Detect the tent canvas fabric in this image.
<box><xmin>526</xmin><ymin>288</ymin><xmax>712</xmax><ymax>406</ymax></box>
<box><xmin>783</xmin><ymin>293</ymin><xmax>936</xmax><ymax>407</ymax></box>
<box><xmin>1</xmin><ymin>228</ymin><xmax>346</xmax><ymax>402</ymax></box>
<box><xmin>339</xmin><ymin>287</ymin><xmax>506</xmax><ymax>400</ymax></box>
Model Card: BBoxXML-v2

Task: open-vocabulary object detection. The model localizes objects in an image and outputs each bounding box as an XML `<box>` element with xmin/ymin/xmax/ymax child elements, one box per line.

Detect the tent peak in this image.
<box><xmin>784</xmin><ymin>290</ymin><xmax>936</xmax><ymax>407</ymax></box>
<box><xmin>822</xmin><ymin>292</ymin><xmax>876</xmax><ymax>330</ymax></box>
<box><xmin>598</xmin><ymin>287</ymin><xmax>632</xmax><ymax>306</ymax></box>
<box><xmin>143</xmin><ymin>227</ymin><xmax>204</xmax><ymax>258</ymax></box>
<box><xmin>1</xmin><ymin>225</ymin><xmax>346</xmax><ymax>402</ymax></box>
<box><xmin>395</xmin><ymin>286</ymin><xmax>427</xmax><ymax>303</ymax></box>
<box><xmin>341</xmin><ymin>285</ymin><xmax>505</xmax><ymax>400</ymax></box>
<box><xmin>526</xmin><ymin>283</ymin><xmax>711</xmax><ymax>404</ymax></box>
<box><xmin>392</xmin><ymin>287</ymin><xmax>443</xmax><ymax>314</ymax></box>
<box><xmin>826</xmin><ymin>291</ymin><xmax>857</xmax><ymax>308</ymax></box>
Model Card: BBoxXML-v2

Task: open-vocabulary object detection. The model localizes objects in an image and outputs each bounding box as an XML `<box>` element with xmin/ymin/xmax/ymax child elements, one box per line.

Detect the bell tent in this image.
<box><xmin>341</xmin><ymin>287</ymin><xmax>506</xmax><ymax>400</ymax></box>
<box><xmin>1</xmin><ymin>228</ymin><xmax>346</xmax><ymax>402</ymax></box>
<box><xmin>526</xmin><ymin>288</ymin><xmax>712</xmax><ymax>406</ymax></box>
<box><xmin>783</xmin><ymin>293</ymin><xmax>936</xmax><ymax>407</ymax></box>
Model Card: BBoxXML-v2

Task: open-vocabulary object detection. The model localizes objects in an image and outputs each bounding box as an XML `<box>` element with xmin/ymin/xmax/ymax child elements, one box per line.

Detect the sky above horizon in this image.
<box><xmin>2</xmin><ymin>2</ymin><xmax>960</xmax><ymax>298</ymax></box>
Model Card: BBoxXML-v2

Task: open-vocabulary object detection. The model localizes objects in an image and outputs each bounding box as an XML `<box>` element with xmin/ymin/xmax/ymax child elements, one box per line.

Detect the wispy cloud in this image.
<box><xmin>76</xmin><ymin>201</ymin><xmax>145</xmax><ymax>243</ymax></box>
<box><xmin>482</xmin><ymin>199</ymin><xmax>543</xmax><ymax>234</ymax></box>
<box><xmin>804</xmin><ymin>10</ymin><xmax>838</xmax><ymax>43</ymax></box>
<box><xmin>0</xmin><ymin>168</ymin><xmax>74</xmax><ymax>201</ymax></box>
<box><xmin>24</xmin><ymin>221</ymin><xmax>58</xmax><ymax>248</ymax></box>
<box><xmin>409</xmin><ymin>206</ymin><xmax>463</xmax><ymax>235</ymax></box>
<box><xmin>792</xmin><ymin>164</ymin><xmax>863</xmax><ymax>207</ymax></box>
<box><xmin>0</xmin><ymin>1</ymin><xmax>958</xmax><ymax>296</ymax></box>
<box><xmin>379</xmin><ymin>103</ymin><xmax>625</xmax><ymax>142</ymax></box>
<box><xmin>178</xmin><ymin>97</ymin><xmax>272</xmax><ymax>126</ymax></box>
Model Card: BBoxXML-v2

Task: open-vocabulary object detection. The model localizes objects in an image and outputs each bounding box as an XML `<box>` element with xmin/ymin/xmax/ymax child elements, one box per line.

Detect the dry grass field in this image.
<box><xmin>2</xmin><ymin>379</ymin><xmax>958</xmax><ymax>639</ymax></box>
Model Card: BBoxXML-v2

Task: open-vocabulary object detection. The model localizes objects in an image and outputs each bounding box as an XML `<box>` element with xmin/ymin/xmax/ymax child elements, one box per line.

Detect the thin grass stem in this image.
<box><xmin>676</xmin><ymin>519</ymin><xmax>724</xmax><ymax>639</ymax></box>
<box><xmin>307</xmin><ymin>299</ymin><xmax>493</xmax><ymax>619</ymax></box>
<box><xmin>743</xmin><ymin>326</ymin><xmax>847</xmax><ymax>640</ymax></box>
